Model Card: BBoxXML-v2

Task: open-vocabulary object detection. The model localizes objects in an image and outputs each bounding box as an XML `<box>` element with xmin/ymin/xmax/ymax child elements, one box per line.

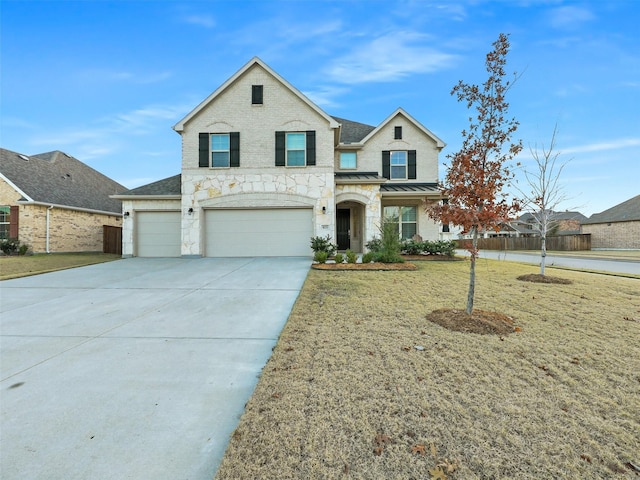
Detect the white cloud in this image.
<box><xmin>302</xmin><ymin>86</ymin><xmax>348</xmax><ymax>108</ymax></box>
<box><xmin>563</xmin><ymin>138</ymin><xmax>640</xmax><ymax>154</ymax></box>
<box><xmin>77</xmin><ymin>69</ymin><xmax>172</xmax><ymax>85</ymax></box>
<box><xmin>548</xmin><ymin>6</ymin><xmax>595</xmax><ymax>30</ymax></box>
<box><xmin>326</xmin><ymin>31</ymin><xmax>457</xmax><ymax>84</ymax></box>
<box><xmin>182</xmin><ymin>14</ymin><xmax>216</xmax><ymax>28</ymax></box>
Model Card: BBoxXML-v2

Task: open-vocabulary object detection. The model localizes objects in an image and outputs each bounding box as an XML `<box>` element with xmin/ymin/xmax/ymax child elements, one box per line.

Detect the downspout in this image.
<box><xmin>46</xmin><ymin>205</ymin><xmax>53</xmax><ymax>253</ymax></box>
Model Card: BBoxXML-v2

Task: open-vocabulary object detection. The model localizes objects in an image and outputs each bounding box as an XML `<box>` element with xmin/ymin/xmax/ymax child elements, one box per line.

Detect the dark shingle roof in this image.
<box><xmin>582</xmin><ymin>194</ymin><xmax>640</xmax><ymax>224</ymax></box>
<box><xmin>519</xmin><ymin>211</ymin><xmax>588</xmax><ymax>223</ymax></box>
<box><xmin>1</xmin><ymin>148</ymin><xmax>127</xmax><ymax>213</ymax></box>
<box><xmin>332</xmin><ymin>116</ymin><xmax>376</xmax><ymax>144</ymax></box>
<box><xmin>122</xmin><ymin>174</ymin><xmax>181</xmax><ymax>196</ymax></box>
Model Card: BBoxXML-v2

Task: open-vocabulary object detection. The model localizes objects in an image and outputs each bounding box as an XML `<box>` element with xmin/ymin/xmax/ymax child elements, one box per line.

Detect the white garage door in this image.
<box><xmin>136</xmin><ymin>211</ymin><xmax>181</xmax><ymax>257</ymax></box>
<box><xmin>205</xmin><ymin>208</ymin><xmax>313</xmax><ymax>257</ymax></box>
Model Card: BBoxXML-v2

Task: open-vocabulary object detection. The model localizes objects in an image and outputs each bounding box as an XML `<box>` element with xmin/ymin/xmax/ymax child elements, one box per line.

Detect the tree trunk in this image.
<box><xmin>466</xmin><ymin>226</ymin><xmax>478</xmax><ymax>315</ymax></box>
<box><xmin>540</xmin><ymin>236</ymin><xmax>546</xmax><ymax>276</ymax></box>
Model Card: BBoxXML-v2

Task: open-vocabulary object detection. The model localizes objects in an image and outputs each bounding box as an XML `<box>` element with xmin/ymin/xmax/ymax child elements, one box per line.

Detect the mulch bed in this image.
<box><xmin>312</xmin><ymin>262</ymin><xmax>417</xmax><ymax>271</ymax></box>
<box><xmin>517</xmin><ymin>273</ymin><xmax>573</xmax><ymax>284</ymax></box>
<box><xmin>426</xmin><ymin>308</ymin><xmax>519</xmax><ymax>335</ymax></box>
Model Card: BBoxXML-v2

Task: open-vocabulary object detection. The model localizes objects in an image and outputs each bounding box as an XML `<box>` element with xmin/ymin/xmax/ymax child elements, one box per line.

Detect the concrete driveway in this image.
<box><xmin>0</xmin><ymin>257</ymin><xmax>310</xmax><ymax>480</ymax></box>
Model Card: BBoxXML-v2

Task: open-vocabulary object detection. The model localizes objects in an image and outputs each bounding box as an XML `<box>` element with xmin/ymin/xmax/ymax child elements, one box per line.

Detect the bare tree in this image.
<box><xmin>519</xmin><ymin>124</ymin><xmax>571</xmax><ymax>276</ymax></box>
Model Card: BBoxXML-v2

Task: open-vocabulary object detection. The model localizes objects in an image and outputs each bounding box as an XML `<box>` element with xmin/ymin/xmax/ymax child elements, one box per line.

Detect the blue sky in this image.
<box><xmin>2</xmin><ymin>0</ymin><xmax>638</xmax><ymax>217</ymax></box>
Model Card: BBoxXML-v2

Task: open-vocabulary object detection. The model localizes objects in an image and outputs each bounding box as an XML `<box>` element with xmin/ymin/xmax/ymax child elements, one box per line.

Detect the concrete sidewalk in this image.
<box><xmin>0</xmin><ymin>257</ymin><xmax>310</xmax><ymax>479</ymax></box>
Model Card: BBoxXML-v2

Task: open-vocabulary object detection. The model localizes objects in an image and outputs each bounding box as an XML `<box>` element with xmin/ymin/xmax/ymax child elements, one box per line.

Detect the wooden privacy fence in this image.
<box><xmin>457</xmin><ymin>234</ymin><xmax>591</xmax><ymax>251</ymax></box>
<box><xmin>103</xmin><ymin>225</ymin><xmax>122</xmax><ymax>255</ymax></box>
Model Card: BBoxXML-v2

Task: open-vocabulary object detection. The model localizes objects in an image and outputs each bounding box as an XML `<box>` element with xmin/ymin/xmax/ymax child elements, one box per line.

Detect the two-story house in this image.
<box><xmin>114</xmin><ymin>57</ymin><xmax>446</xmax><ymax>257</ymax></box>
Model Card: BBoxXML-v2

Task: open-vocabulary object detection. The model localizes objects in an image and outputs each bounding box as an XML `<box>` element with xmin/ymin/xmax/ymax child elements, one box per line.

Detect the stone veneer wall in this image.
<box><xmin>181</xmin><ymin>171</ymin><xmax>334</xmax><ymax>256</ymax></box>
<box><xmin>119</xmin><ymin>199</ymin><xmax>181</xmax><ymax>257</ymax></box>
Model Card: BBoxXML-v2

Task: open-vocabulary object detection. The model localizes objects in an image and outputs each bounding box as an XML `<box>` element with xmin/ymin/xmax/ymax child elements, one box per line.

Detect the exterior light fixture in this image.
<box><xmin>322</xmin><ymin>206</ymin><xmax>326</xmax><ymax>214</ymax></box>
<box><xmin>123</xmin><ymin>211</ymin><xmax>130</xmax><ymax>217</ymax></box>
<box><xmin>188</xmin><ymin>207</ymin><xmax>194</xmax><ymax>215</ymax></box>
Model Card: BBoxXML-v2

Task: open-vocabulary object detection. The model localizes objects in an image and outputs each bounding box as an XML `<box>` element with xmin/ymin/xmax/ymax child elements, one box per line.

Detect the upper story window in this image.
<box><xmin>390</xmin><ymin>151</ymin><xmax>407</xmax><ymax>179</ymax></box>
<box><xmin>382</xmin><ymin>150</ymin><xmax>416</xmax><ymax>180</ymax></box>
<box><xmin>275</xmin><ymin>131</ymin><xmax>316</xmax><ymax>167</ymax></box>
<box><xmin>198</xmin><ymin>132</ymin><xmax>240</xmax><ymax>168</ymax></box>
<box><xmin>394</xmin><ymin>126</ymin><xmax>402</xmax><ymax>139</ymax></box>
<box><xmin>252</xmin><ymin>85</ymin><xmax>263</xmax><ymax>105</ymax></box>
<box><xmin>211</xmin><ymin>134</ymin><xmax>230</xmax><ymax>167</ymax></box>
<box><xmin>339</xmin><ymin>152</ymin><xmax>356</xmax><ymax>169</ymax></box>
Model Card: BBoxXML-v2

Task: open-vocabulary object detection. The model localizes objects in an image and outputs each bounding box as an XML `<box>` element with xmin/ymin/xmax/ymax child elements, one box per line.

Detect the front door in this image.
<box><xmin>336</xmin><ymin>209</ymin><xmax>350</xmax><ymax>250</ymax></box>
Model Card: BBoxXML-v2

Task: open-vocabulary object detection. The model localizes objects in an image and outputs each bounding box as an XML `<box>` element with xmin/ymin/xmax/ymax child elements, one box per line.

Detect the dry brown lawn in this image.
<box><xmin>215</xmin><ymin>259</ymin><xmax>640</xmax><ymax>479</ymax></box>
<box><xmin>0</xmin><ymin>253</ymin><xmax>121</xmax><ymax>280</ymax></box>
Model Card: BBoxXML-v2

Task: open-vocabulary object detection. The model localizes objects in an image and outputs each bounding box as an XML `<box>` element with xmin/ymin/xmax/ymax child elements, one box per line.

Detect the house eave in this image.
<box><xmin>17</xmin><ymin>200</ymin><xmax>122</xmax><ymax>216</ymax></box>
<box><xmin>110</xmin><ymin>194</ymin><xmax>182</xmax><ymax>201</ymax></box>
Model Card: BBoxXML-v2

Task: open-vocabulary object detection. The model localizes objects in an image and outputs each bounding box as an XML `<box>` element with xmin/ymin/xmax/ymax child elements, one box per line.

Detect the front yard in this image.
<box><xmin>215</xmin><ymin>259</ymin><xmax>640</xmax><ymax>479</ymax></box>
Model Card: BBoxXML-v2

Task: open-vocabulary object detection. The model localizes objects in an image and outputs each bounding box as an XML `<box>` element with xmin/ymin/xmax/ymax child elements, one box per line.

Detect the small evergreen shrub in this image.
<box><xmin>365</xmin><ymin>237</ymin><xmax>383</xmax><ymax>253</ymax></box>
<box><xmin>310</xmin><ymin>235</ymin><xmax>337</xmax><ymax>257</ymax></box>
<box><xmin>345</xmin><ymin>250</ymin><xmax>357</xmax><ymax>264</ymax></box>
<box><xmin>313</xmin><ymin>251</ymin><xmax>329</xmax><ymax>264</ymax></box>
<box><xmin>18</xmin><ymin>243</ymin><xmax>30</xmax><ymax>256</ymax></box>
<box><xmin>362</xmin><ymin>252</ymin><xmax>374</xmax><ymax>263</ymax></box>
<box><xmin>334</xmin><ymin>253</ymin><xmax>344</xmax><ymax>264</ymax></box>
<box><xmin>0</xmin><ymin>238</ymin><xmax>20</xmax><ymax>255</ymax></box>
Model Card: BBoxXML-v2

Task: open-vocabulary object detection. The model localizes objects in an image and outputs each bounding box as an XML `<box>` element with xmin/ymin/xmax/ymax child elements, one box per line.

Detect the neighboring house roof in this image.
<box><xmin>582</xmin><ymin>194</ymin><xmax>640</xmax><ymax>224</ymax></box>
<box><xmin>332</xmin><ymin>117</ymin><xmax>376</xmax><ymax>144</ymax></box>
<box><xmin>173</xmin><ymin>57</ymin><xmax>340</xmax><ymax>133</ymax></box>
<box><xmin>0</xmin><ymin>148</ymin><xmax>127</xmax><ymax>214</ymax></box>
<box><xmin>359</xmin><ymin>108</ymin><xmax>446</xmax><ymax>149</ymax></box>
<box><xmin>520</xmin><ymin>210</ymin><xmax>588</xmax><ymax>223</ymax></box>
<box><xmin>113</xmin><ymin>174</ymin><xmax>181</xmax><ymax>198</ymax></box>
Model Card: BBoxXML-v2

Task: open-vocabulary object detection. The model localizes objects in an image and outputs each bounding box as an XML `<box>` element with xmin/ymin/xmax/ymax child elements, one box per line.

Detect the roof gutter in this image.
<box><xmin>110</xmin><ymin>194</ymin><xmax>181</xmax><ymax>201</ymax></box>
<box><xmin>17</xmin><ymin>200</ymin><xmax>122</xmax><ymax>217</ymax></box>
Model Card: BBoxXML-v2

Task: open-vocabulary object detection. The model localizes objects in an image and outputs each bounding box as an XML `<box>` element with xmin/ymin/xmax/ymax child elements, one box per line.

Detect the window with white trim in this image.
<box><xmin>211</xmin><ymin>134</ymin><xmax>230</xmax><ymax>167</ymax></box>
<box><xmin>339</xmin><ymin>152</ymin><xmax>356</xmax><ymax>169</ymax></box>
<box><xmin>0</xmin><ymin>206</ymin><xmax>9</xmax><ymax>240</ymax></box>
<box><xmin>286</xmin><ymin>132</ymin><xmax>306</xmax><ymax>166</ymax></box>
<box><xmin>390</xmin><ymin>151</ymin><xmax>407</xmax><ymax>179</ymax></box>
<box><xmin>383</xmin><ymin>206</ymin><xmax>417</xmax><ymax>239</ymax></box>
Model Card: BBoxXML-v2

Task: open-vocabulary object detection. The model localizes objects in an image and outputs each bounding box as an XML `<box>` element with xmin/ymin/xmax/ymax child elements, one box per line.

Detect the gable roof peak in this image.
<box><xmin>173</xmin><ymin>57</ymin><xmax>339</xmax><ymax>132</ymax></box>
<box><xmin>358</xmin><ymin>108</ymin><xmax>446</xmax><ymax>148</ymax></box>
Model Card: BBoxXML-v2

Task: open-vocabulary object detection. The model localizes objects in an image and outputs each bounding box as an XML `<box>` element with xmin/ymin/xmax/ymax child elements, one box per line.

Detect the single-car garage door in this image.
<box><xmin>136</xmin><ymin>211</ymin><xmax>181</xmax><ymax>257</ymax></box>
<box><xmin>205</xmin><ymin>208</ymin><xmax>313</xmax><ymax>257</ymax></box>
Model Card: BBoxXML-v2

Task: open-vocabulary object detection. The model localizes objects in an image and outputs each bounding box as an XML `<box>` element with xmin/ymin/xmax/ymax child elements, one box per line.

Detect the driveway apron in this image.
<box><xmin>0</xmin><ymin>257</ymin><xmax>310</xmax><ymax>480</ymax></box>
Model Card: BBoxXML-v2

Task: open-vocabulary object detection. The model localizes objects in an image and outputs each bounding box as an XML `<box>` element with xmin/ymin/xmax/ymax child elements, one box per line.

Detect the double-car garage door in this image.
<box><xmin>205</xmin><ymin>208</ymin><xmax>312</xmax><ymax>257</ymax></box>
<box><xmin>136</xmin><ymin>208</ymin><xmax>312</xmax><ymax>257</ymax></box>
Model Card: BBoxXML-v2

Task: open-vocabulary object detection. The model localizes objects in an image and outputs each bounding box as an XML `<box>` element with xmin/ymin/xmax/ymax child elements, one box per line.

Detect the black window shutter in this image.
<box><xmin>382</xmin><ymin>151</ymin><xmax>390</xmax><ymax>179</ymax></box>
<box><xmin>199</xmin><ymin>133</ymin><xmax>209</xmax><ymax>167</ymax></box>
<box><xmin>394</xmin><ymin>126</ymin><xmax>402</xmax><ymax>139</ymax></box>
<box><xmin>408</xmin><ymin>150</ymin><xmax>417</xmax><ymax>179</ymax></box>
<box><xmin>275</xmin><ymin>131</ymin><xmax>285</xmax><ymax>166</ymax></box>
<box><xmin>252</xmin><ymin>85</ymin><xmax>263</xmax><ymax>104</ymax></box>
<box><xmin>230</xmin><ymin>132</ymin><xmax>240</xmax><ymax>167</ymax></box>
<box><xmin>306</xmin><ymin>131</ymin><xmax>316</xmax><ymax>166</ymax></box>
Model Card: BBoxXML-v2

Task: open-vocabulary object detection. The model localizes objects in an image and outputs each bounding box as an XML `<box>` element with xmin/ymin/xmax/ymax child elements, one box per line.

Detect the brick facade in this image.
<box><xmin>582</xmin><ymin>221</ymin><xmax>640</xmax><ymax>249</ymax></box>
<box><xmin>1</xmin><ymin>178</ymin><xmax>122</xmax><ymax>253</ymax></box>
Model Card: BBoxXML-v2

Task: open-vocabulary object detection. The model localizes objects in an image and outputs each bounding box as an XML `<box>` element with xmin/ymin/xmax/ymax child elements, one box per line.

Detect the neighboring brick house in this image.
<box><xmin>581</xmin><ymin>195</ymin><xmax>640</xmax><ymax>249</ymax></box>
<box><xmin>114</xmin><ymin>57</ymin><xmax>446</xmax><ymax>257</ymax></box>
<box><xmin>518</xmin><ymin>210</ymin><xmax>588</xmax><ymax>236</ymax></box>
<box><xmin>0</xmin><ymin>148</ymin><xmax>126</xmax><ymax>253</ymax></box>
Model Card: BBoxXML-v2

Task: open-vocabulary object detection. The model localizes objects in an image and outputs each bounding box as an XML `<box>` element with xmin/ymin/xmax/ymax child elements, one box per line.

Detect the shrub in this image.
<box><xmin>435</xmin><ymin>240</ymin><xmax>456</xmax><ymax>257</ymax></box>
<box><xmin>0</xmin><ymin>238</ymin><xmax>20</xmax><ymax>255</ymax></box>
<box><xmin>365</xmin><ymin>237</ymin><xmax>383</xmax><ymax>253</ymax></box>
<box><xmin>310</xmin><ymin>235</ymin><xmax>337</xmax><ymax>257</ymax></box>
<box><xmin>401</xmin><ymin>239</ymin><xmax>424</xmax><ymax>255</ymax></box>
<box><xmin>18</xmin><ymin>243</ymin><xmax>31</xmax><ymax>256</ymax></box>
<box><xmin>334</xmin><ymin>253</ymin><xmax>344</xmax><ymax>264</ymax></box>
<box><xmin>361</xmin><ymin>252</ymin><xmax>375</xmax><ymax>263</ymax></box>
<box><xmin>345</xmin><ymin>250</ymin><xmax>357</xmax><ymax>264</ymax></box>
<box><xmin>375</xmin><ymin>221</ymin><xmax>404</xmax><ymax>263</ymax></box>
<box><xmin>313</xmin><ymin>251</ymin><xmax>328</xmax><ymax>264</ymax></box>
